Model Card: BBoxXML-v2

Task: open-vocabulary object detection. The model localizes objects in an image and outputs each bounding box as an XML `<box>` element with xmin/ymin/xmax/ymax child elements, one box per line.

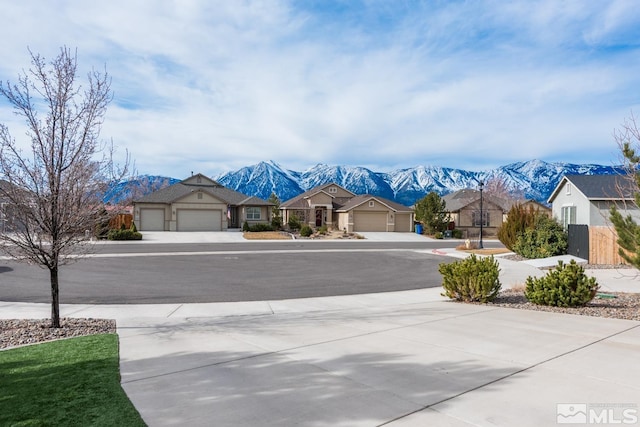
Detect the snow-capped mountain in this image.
<box><xmin>216</xmin><ymin>159</ymin><xmax>623</xmax><ymax>205</ymax></box>
<box><xmin>106</xmin><ymin>160</ymin><xmax>623</xmax><ymax>206</ymax></box>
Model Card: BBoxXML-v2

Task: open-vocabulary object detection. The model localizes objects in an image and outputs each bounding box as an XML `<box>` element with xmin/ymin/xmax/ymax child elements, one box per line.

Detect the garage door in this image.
<box><xmin>354</xmin><ymin>211</ymin><xmax>387</xmax><ymax>232</ymax></box>
<box><xmin>177</xmin><ymin>209</ymin><xmax>222</xmax><ymax>231</ymax></box>
<box><xmin>395</xmin><ymin>213</ymin><xmax>412</xmax><ymax>232</ymax></box>
<box><xmin>140</xmin><ymin>209</ymin><xmax>165</xmax><ymax>231</ymax></box>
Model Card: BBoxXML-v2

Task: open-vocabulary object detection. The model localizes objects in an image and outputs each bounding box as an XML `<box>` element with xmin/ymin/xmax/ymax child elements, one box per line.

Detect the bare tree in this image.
<box><xmin>0</xmin><ymin>47</ymin><xmax>127</xmax><ymax>327</ymax></box>
<box><xmin>483</xmin><ymin>175</ymin><xmax>525</xmax><ymax>200</ymax></box>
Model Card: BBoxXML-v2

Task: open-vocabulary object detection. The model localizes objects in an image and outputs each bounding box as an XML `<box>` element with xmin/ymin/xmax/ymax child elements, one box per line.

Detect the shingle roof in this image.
<box><xmin>442</xmin><ymin>189</ymin><xmax>514</xmax><ymax>212</ymax></box>
<box><xmin>280</xmin><ymin>183</ymin><xmax>355</xmax><ymax>208</ymax></box>
<box><xmin>134</xmin><ymin>178</ymin><xmax>272</xmax><ymax>206</ymax></box>
<box><xmin>564</xmin><ymin>174</ymin><xmax>634</xmax><ymax>200</ymax></box>
<box><xmin>336</xmin><ymin>195</ymin><xmax>412</xmax><ymax>212</ymax></box>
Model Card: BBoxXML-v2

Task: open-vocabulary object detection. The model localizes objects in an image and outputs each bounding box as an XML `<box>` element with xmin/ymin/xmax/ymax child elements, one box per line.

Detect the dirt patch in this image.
<box><xmin>242</xmin><ymin>231</ymin><xmax>293</xmax><ymax>240</ymax></box>
<box><xmin>457</xmin><ymin>248</ymin><xmax>511</xmax><ymax>256</ymax></box>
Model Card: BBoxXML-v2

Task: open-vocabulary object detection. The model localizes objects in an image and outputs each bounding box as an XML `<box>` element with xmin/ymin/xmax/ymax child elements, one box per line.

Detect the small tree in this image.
<box><xmin>0</xmin><ymin>47</ymin><xmax>127</xmax><ymax>327</ymax></box>
<box><xmin>414</xmin><ymin>191</ymin><xmax>449</xmax><ymax>234</ymax></box>
<box><xmin>497</xmin><ymin>203</ymin><xmax>539</xmax><ymax>250</ymax></box>
<box><xmin>610</xmin><ymin>114</ymin><xmax>640</xmax><ymax>268</ymax></box>
<box><xmin>512</xmin><ymin>215</ymin><xmax>567</xmax><ymax>259</ymax></box>
<box><xmin>268</xmin><ymin>192</ymin><xmax>282</xmax><ymax>229</ymax></box>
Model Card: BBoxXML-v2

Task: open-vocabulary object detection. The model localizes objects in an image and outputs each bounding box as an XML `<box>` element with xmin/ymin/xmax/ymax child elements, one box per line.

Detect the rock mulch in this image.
<box><xmin>0</xmin><ymin>318</ymin><xmax>116</xmax><ymax>350</ymax></box>
<box><xmin>487</xmin><ymin>290</ymin><xmax>640</xmax><ymax>321</ymax></box>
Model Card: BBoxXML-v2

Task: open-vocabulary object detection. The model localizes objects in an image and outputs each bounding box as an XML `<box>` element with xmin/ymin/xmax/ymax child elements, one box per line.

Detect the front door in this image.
<box><xmin>315</xmin><ymin>209</ymin><xmax>323</xmax><ymax>227</ymax></box>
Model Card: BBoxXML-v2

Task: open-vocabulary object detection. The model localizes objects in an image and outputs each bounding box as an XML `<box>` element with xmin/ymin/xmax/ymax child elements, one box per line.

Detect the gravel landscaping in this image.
<box><xmin>1</xmin><ymin>318</ymin><xmax>116</xmax><ymax>350</ymax></box>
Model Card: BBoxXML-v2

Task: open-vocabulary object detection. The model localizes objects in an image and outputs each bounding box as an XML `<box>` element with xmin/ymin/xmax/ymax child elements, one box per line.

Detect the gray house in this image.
<box><xmin>133</xmin><ymin>174</ymin><xmax>273</xmax><ymax>232</ymax></box>
<box><xmin>547</xmin><ymin>174</ymin><xmax>640</xmax><ymax>228</ymax></box>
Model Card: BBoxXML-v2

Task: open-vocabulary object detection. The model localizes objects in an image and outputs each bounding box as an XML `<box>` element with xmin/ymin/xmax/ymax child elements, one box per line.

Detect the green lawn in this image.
<box><xmin>0</xmin><ymin>334</ymin><xmax>146</xmax><ymax>426</ymax></box>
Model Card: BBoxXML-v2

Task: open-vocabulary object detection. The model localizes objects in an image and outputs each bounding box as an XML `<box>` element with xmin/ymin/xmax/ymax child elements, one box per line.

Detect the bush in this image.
<box><xmin>242</xmin><ymin>221</ymin><xmax>250</xmax><ymax>232</ymax></box>
<box><xmin>246</xmin><ymin>223</ymin><xmax>274</xmax><ymax>232</ymax></box>
<box><xmin>512</xmin><ymin>215</ymin><xmax>567</xmax><ymax>259</ymax></box>
<box><xmin>300</xmin><ymin>224</ymin><xmax>313</xmax><ymax>237</ymax></box>
<box><xmin>287</xmin><ymin>215</ymin><xmax>301</xmax><ymax>231</ymax></box>
<box><xmin>434</xmin><ymin>231</ymin><xmax>444</xmax><ymax>239</ymax></box>
<box><xmin>318</xmin><ymin>225</ymin><xmax>328</xmax><ymax>235</ymax></box>
<box><xmin>524</xmin><ymin>260</ymin><xmax>599</xmax><ymax>307</ymax></box>
<box><xmin>497</xmin><ymin>203</ymin><xmax>538</xmax><ymax>250</ymax></box>
<box><xmin>271</xmin><ymin>216</ymin><xmax>282</xmax><ymax>230</ymax></box>
<box><xmin>439</xmin><ymin>254</ymin><xmax>501</xmax><ymax>303</ymax></box>
<box><xmin>130</xmin><ymin>222</ymin><xmax>138</xmax><ymax>233</ymax></box>
<box><xmin>451</xmin><ymin>229</ymin><xmax>463</xmax><ymax>239</ymax></box>
<box><xmin>107</xmin><ymin>229</ymin><xmax>142</xmax><ymax>241</ymax></box>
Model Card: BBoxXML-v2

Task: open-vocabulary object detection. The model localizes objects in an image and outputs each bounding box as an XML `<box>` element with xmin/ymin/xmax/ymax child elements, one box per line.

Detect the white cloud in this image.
<box><xmin>1</xmin><ymin>0</ymin><xmax>639</xmax><ymax>177</ymax></box>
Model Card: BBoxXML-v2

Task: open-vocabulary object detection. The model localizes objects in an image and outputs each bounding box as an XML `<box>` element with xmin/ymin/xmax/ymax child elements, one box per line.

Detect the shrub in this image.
<box><xmin>130</xmin><ymin>222</ymin><xmax>138</xmax><ymax>233</ymax></box>
<box><xmin>512</xmin><ymin>215</ymin><xmax>567</xmax><ymax>259</ymax></box>
<box><xmin>318</xmin><ymin>225</ymin><xmax>328</xmax><ymax>235</ymax></box>
<box><xmin>271</xmin><ymin>216</ymin><xmax>282</xmax><ymax>230</ymax></box>
<box><xmin>247</xmin><ymin>223</ymin><xmax>274</xmax><ymax>232</ymax></box>
<box><xmin>434</xmin><ymin>231</ymin><xmax>444</xmax><ymax>239</ymax></box>
<box><xmin>287</xmin><ymin>215</ymin><xmax>301</xmax><ymax>231</ymax></box>
<box><xmin>451</xmin><ymin>229</ymin><xmax>463</xmax><ymax>239</ymax></box>
<box><xmin>242</xmin><ymin>221</ymin><xmax>250</xmax><ymax>232</ymax></box>
<box><xmin>524</xmin><ymin>260</ymin><xmax>599</xmax><ymax>307</ymax></box>
<box><xmin>300</xmin><ymin>224</ymin><xmax>313</xmax><ymax>237</ymax></box>
<box><xmin>497</xmin><ymin>203</ymin><xmax>539</xmax><ymax>250</ymax></box>
<box><xmin>439</xmin><ymin>254</ymin><xmax>501</xmax><ymax>303</ymax></box>
<box><xmin>107</xmin><ymin>229</ymin><xmax>142</xmax><ymax>241</ymax></box>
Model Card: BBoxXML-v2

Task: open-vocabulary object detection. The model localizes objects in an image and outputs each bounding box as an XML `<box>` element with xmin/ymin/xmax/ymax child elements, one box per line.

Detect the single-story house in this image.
<box><xmin>133</xmin><ymin>173</ymin><xmax>273</xmax><ymax>231</ymax></box>
<box><xmin>442</xmin><ymin>189</ymin><xmax>515</xmax><ymax>238</ymax></box>
<box><xmin>280</xmin><ymin>183</ymin><xmax>414</xmax><ymax>232</ymax></box>
<box><xmin>547</xmin><ymin>174</ymin><xmax>639</xmax><ymax>228</ymax></box>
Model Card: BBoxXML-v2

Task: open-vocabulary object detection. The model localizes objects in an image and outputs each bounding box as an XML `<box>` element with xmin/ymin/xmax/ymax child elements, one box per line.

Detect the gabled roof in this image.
<box><xmin>280</xmin><ymin>183</ymin><xmax>355</xmax><ymax>208</ymax></box>
<box><xmin>442</xmin><ymin>189</ymin><xmax>513</xmax><ymax>212</ymax></box>
<box><xmin>547</xmin><ymin>174</ymin><xmax>635</xmax><ymax>204</ymax></box>
<box><xmin>336</xmin><ymin>195</ymin><xmax>412</xmax><ymax>212</ymax></box>
<box><xmin>134</xmin><ymin>173</ymin><xmax>272</xmax><ymax>206</ymax></box>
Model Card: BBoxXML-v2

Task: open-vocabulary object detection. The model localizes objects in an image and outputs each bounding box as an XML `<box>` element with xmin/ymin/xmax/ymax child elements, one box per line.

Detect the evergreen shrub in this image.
<box><xmin>107</xmin><ymin>229</ymin><xmax>142</xmax><ymax>240</ymax></box>
<box><xmin>512</xmin><ymin>215</ymin><xmax>567</xmax><ymax>259</ymax></box>
<box><xmin>300</xmin><ymin>225</ymin><xmax>313</xmax><ymax>237</ymax></box>
<box><xmin>439</xmin><ymin>254</ymin><xmax>501</xmax><ymax>303</ymax></box>
<box><xmin>497</xmin><ymin>203</ymin><xmax>538</xmax><ymax>250</ymax></box>
<box><xmin>525</xmin><ymin>260</ymin><xmax>599</xmax><ymax>307</ymax></box>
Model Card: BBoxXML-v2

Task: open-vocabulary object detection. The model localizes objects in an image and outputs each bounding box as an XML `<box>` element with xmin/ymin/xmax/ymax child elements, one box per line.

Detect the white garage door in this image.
<box><xmin>140</xmin><ymin>209</ymin><xmax>165</xmax><ymax>231</ymax></box>
<box><xmin>354</xmin><ymin>211</ymin><xmax>387</xmax><ymax>232</ymax></box>
<box><xmin>177</xmin><ymin>209</ymin><xmax>222</xmax><ymax>231</ymax></box>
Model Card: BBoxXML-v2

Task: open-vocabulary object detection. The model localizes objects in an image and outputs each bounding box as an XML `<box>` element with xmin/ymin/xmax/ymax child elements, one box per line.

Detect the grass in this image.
<box><xmin>0</xmin><ymin>334</ymin><xmax>146</xmax><ymax>426</ymax></box>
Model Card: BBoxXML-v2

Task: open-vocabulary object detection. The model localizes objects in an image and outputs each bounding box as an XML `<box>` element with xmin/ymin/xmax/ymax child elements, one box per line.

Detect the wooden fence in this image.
<box><xmin>109</xmin><ymin>213</ymin><xmax>133</xmax><ymax>230</ymax></box>
<box><xmin>589</xmin><ymin>226</ymin><xmax>626</xmax><ymax>265</ymax></box>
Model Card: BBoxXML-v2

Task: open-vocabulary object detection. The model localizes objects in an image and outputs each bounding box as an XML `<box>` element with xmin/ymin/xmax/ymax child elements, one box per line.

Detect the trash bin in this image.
<box><xmin>415</xmin><ymin>223</ymin><xmax>423</xmax><ymax>234</ymax></box>
<box><xmin>444</xmin><ymin>230</ymin><xmax>452</xmax><ymax>238</ymax></box>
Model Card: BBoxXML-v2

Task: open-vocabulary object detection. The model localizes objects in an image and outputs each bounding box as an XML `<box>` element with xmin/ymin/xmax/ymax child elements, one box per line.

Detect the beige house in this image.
<box><xmin>280</xmin><ymin>183</ymin><xmax>414</xmax><ymax>232</ymax></box>
<box><xmin>442</xmin><ymin>189</ymin><xmax>552</xmax><ymax>238</ymax></box>
<box><xmin>133</xmin><ymin>174</ymin><xmax>272</xmax><ymax>231</ymax></box>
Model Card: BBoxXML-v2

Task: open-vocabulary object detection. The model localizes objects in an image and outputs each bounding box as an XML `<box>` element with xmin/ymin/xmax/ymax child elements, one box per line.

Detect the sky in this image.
<box><xmin>1</xmin><ymin>0</ymin><xmax>639</xmax><ymax>179</ymax></box>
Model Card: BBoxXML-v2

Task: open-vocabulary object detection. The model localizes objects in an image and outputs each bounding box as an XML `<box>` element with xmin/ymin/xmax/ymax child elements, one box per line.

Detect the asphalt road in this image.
<box><xmin>0</xmin><ymin>241</ymin><xmax>500</xmax><ymax>304</ymax></box>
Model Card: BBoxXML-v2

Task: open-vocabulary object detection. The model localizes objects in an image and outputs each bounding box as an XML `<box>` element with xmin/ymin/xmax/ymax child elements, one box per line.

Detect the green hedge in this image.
<box><xmin>107</xmin><ymin>229</ymin><xmax>142</xmax><ymax>241</ymax></box>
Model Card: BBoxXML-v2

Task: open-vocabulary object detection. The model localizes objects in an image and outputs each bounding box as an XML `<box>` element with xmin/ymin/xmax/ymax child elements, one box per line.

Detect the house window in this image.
<box><xmin>369</xmin><ymin>201</ymin><xmax>375</xmax><ymax>207</ymax></box>
<box><xmin>246</xmin><ymin>207</ymin><xmax>261</xmax><ymax>220</ymax></box>
<box><xmin>197</xmin><ymin>192</ymin><xmax>203</xmax><ymax>200</ymax></box>
<box><xmin>197</xmin><ymin>176</ymin><xmax>202</xmax><ymax>183</ymax></box>
<box><xmin>328</xmin><ymin>187</ymin><xmax>337</xmax><ymax>193</ymax></box>
<box><xmin>566</xmin><ymin>183</ymin><xmax>571</xmax><ymax>195</ymax></box>
<box><xmin>472</xmin><ymin>210</ymin><xmax>490</xmax><ymax>227</ymax></box>
<box><xmin>561</xmin><ymin>206</ymin><xmax>576</xmax><ymax>229</ymax></box>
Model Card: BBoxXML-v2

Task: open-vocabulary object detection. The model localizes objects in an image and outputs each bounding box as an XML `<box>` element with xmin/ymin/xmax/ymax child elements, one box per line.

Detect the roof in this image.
<box><xmin>442</xmin><ymin>189</ymin><xmax>514</xmax><ymax>212</ymax></box>
<box><xmin>134</xmin><ymin>174</ymin><xmax>272</xmax><ymax>206</ymax></box>
<box><xmin>280</xmin><ymin>183</ymin><xmax>355</xmax><ymax>208</ymax></box>
<box><xmin>547</xmin><ymin>174</ymin><xmax>635</xmax><ymax>203</ymax></box>
<box><xmin>336</xmin><ymin>195</ymin><xmax>412</xmax><ymax>212</ymax></box>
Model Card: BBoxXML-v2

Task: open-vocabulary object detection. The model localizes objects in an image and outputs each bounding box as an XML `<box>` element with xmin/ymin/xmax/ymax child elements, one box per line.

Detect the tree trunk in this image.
<box><xmin>50</xmin><ymin>266</ymin><xmax>61</xmax><ymax>328</ymax></box>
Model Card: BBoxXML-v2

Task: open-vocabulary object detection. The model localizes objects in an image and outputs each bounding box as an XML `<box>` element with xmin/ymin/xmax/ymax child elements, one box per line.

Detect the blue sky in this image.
<box><xmin>1</xmin><ymin>0</ymin><xmax>639</xmax><ymax>178</ymax></box>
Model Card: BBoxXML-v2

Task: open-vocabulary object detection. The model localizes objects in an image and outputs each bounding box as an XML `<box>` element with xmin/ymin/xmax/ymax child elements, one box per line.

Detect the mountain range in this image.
<box><xmin>214</xmin><ymin>159</ymin><xmax>623</xmax><ymax>206</ymax></box>
<box><xmin>110</xmin><ymin>159</ymin><xmax>623</xmax><ymax>206</ymax></box>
